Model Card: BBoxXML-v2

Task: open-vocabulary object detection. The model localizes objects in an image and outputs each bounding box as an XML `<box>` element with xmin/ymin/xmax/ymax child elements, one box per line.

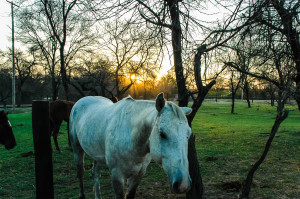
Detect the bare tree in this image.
<box><xmin>223</xmin><ymin>47</ymin><xmax>255</xmax><ymax>112</ymax></box>
<box><xmin>138</xmin><ymin>65</ymin><xmax>158</xmax><ymax>100</ymax></box>
<box><xmin>223</xmin><ymin>0</ymin><xmax>300</xmax><ymax>109</ymax></box>
<box><xmin>225</xmin><ymin>42</ymin><xmax>294</xmax><ymax>198</ymax></box>
<box><xmin>0</xmin><ymin>67</ymin><xmax>12</xmax><ymax>107</ymax></box>
<box><xmin>15</xmin><ymin>5</ymin><xmax>61</xmax><ymax>101</ymax></box>
<box><xmin>42</xmin><ymin>0</ymin><xmax>74</xmax><ymax>100</ymax></box>
<box><xmin>3</xmin><ymin>49</ymin><xmax>36</xmax><ymax>106</ymax></box>
<box><xmin>158</xmin><ymin>70</ymin><xmax>178</xmax><ymax>100</ymax></box>
<box><xmin>101</xmin><ymin>19</ymin><xmax>161</xmax><ymax>99</ymax></box>
<box><xmin>265</xmin><ymin>81</ymin><xmax>276</xmax><ymax>106</ymax></box>
<box><xmin>229</xmin><ymin>69</ymin><xmax>242</xmax><ymax>114</ymax></box>
<box><xmin>72</xmin><ymin>52</ymin><xmax>114</xmax><ymax>97</ymax></box>
<box><xmin>204</xmin><ymin>2</ymin><xmax>299</xmax><ymax>197</ymax></box>
<box><xmin>16</xmin><ymin>0</ymin><xmax>97</xmax><ymax>100</ymax></box>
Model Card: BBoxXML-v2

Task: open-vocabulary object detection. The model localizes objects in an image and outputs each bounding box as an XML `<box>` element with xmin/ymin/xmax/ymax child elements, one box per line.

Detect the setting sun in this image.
<box><xmin>130</xmin><ymin>74</ymin><xmax>136</xmax><ymax>80</ymax></box>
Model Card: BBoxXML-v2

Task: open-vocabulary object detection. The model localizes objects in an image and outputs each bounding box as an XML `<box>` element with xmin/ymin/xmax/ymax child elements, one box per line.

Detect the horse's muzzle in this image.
<box><xmin>5</xmin><ymin>141</ymin><xmax>16</xmax><ymax>150</ymax></box>
<box><xmin>171</xmin><ymin>176</ymin><xmax>191</xmax><ymax>194</ymax></box>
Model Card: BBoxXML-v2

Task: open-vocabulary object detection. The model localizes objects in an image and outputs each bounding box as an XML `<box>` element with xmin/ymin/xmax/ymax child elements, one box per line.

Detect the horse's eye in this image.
<box><xmin>160</xmin><ymin>132</ymin><xmax>167</xmax><ymax>140</ymax></box>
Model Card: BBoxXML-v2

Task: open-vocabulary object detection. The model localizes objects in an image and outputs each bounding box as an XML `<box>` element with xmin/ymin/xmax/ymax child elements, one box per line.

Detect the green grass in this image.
<box><xmin>0</xmin><ymin>101</ymin><xmax>300</xmax><ymax>198</ymax></box>
<box><xmin>195</xmin><ymin>102</ymin><xmax>300</xmax><ymax>198</ymax></box>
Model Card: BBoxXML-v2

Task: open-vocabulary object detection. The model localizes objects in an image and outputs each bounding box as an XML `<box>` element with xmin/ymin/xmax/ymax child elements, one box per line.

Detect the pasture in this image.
<box><xmin>0</xmin><ymin>101</ymin><xmax>299</xmax><ymax>199</ymax></box>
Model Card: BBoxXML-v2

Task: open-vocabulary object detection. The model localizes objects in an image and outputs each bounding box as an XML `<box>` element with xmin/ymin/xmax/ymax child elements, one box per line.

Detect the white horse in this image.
<box><xmin>69</xmin><ymin>93</ymin><xmax>192</xmax><ymax>199</ymax></box>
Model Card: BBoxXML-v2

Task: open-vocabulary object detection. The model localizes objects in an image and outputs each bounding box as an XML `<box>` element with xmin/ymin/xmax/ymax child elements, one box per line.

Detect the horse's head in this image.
<box><xmin>149</xmin><ymin>93</ymin><xmax>192</xmax><ymax>194</ymax></box>
<box><xmin>0</xmin><ymin>111</ymin><xmax>16</xmax><ymax>150</ymax></box>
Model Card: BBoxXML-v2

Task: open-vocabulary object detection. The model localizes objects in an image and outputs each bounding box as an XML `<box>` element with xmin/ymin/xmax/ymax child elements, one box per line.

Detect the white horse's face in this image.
<box><xmin>149</xmin><ymin>94</ymin><xmax>192</xmax><ymax>194</ymax></box>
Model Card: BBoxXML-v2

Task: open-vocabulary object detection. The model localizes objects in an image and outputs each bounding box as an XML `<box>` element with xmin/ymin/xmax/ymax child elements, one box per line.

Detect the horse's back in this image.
<box><xmin>50</xmin><ymin>100</ymin><xmax>75</xmax><ymax>122</ymax></box>
<box><xmin>70</xmin><ymin>96</ymin><xmax>114</xmax><ymax>159</ymax></box>
<box><xmin>70</xmin><ymin>96</ymin><xmax>112</xmax><ymax>125</ymax></box>
<box><xmin>50</xmin><ymin>100</ymin><xmax>66</xmax><ymax>122</ymax></box>
<box><xmin>64</xmin><ymin>101</ymin><xmax>75</xmax><ymax>122</ymax></box>
<box><xmin>71</xmin><ymin>96</ymin><xmax>112</xmax><ymax>115</ymax></box>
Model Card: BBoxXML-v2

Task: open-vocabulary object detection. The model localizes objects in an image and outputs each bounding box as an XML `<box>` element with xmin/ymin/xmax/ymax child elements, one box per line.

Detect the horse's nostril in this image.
<box><xmin>172</xmin><ymin>181</ymin><xmax>180</xmax><ymax>193</ymax></box>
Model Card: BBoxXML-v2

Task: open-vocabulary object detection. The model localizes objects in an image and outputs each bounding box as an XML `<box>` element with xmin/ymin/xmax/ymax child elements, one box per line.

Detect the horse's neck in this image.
<box><xmin>131</xmin><ymin>101</ymin><xmax>157</xmax><ymax>155</ymax></box>
<box><xmin>135</xmin><ymin>100</ymin><xmax>157</xmax><ymax>126</ymax></box>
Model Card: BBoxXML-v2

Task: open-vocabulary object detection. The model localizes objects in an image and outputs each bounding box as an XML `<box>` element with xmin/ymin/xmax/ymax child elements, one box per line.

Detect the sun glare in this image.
<box><xmin>130</xmin><ymin>74</ymin><xmax>136</xmax><ymax>80</ymax></box>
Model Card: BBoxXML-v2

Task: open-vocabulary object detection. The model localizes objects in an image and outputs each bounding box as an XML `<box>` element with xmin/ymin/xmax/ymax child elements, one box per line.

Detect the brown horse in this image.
<box><xmin>49</xmin><ymin>100</ymin><xmax>75</xmax><ymax>152</ymax></box>
<box><xmin>0</xmin><ymin>111</ymin><xmax>16</xmax><ymax>150</ymax></box>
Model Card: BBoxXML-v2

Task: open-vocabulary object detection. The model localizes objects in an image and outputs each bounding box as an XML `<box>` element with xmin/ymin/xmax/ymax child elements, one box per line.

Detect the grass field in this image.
<box><xmin>0</xmin><ymin>101</ymin><xmax>299</xmax><ymax>199</ymax></box>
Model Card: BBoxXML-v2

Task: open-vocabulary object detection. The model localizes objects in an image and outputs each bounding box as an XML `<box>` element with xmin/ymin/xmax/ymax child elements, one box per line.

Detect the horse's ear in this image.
<box><xmin>156</xmin><ymin>93</ymin><xmax>165</xmax><ymax>112</ymax></box>
<box><xmin>181</xmin><ymin>107</ymin><xmax>192</xmax><ymax>116</ymax></box>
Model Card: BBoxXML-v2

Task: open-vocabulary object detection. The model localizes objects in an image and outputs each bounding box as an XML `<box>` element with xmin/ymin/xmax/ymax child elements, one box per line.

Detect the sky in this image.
<box><xmin>0</xmin><ymin>0</ymin><xmax>13</xmax><ymax>51</ymax></box>
<box><xmin>0</xmin><ymin>1</ymin><xmax>228</xmax><ymax>49</ymax></box>
<box><xmin>0</xmin><ymin>1</ymin><xmax>228</xmax><ymax>77</ymax></box>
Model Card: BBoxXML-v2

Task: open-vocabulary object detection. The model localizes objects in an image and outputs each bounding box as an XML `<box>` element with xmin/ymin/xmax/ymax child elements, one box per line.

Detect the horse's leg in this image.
<box><xmin>71</xmin><ymin>138</ymin><xmax>86</xmax><ymax>199</ymax></box>
<box><xmin>111</xmin><ymin>168</ymin><xmax>125</xmax><ymax>199</ymax></box>
<box><xmin>76</xmin><ymin>150</ymin><xmax>85</xmax><ymax>199</ymax></box>
<box><xmin>49</xmin><ymin>120</ymin><xmax>54</xmax><ymax>151</ymax></box>
<box><xmin>126</xmin><ymin>169</ymin><xmax>146</xmax><ymax>199</ymax></box>
<box><xmin>92</xmin><ymin>160</ymin><xmax>101</xmax><ymax>199</ymax></box>
<box><xmin>67</xmin><ymin>122</ymin><xmax>71</xmax><ymax>149</ymax></box>
<box><xmin>126</xmin><ymin>176</ymin><xmax>140</xmax><ymax>199</ymax></box>
<box><xmin>53</xmin><ymin>121</ymin><xmax>62</xmax><ymax>152</ymax></box>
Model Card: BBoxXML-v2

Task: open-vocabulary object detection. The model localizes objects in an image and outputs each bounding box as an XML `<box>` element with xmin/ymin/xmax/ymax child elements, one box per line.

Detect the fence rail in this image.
<box><xmin>0</xmin><ymin>104</ymin><xmax>32</xmax><ymax>108</ymax></box>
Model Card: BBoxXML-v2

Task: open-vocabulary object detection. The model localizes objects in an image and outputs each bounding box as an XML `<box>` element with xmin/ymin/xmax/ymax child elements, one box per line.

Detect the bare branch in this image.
<box><xmin>224</xmin><ymin>61</ymin><xmax>280</xmax><ymax>88</ymax></box>
<box><xmin>137</xmin><ymin>0</ymin><xmax>172</xmax><ymax>28</ymax></box>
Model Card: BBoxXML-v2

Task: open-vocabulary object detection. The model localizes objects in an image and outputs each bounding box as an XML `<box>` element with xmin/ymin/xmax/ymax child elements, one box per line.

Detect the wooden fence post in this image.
<box><xmin>32</xmin><ymin>100</ymin><xmax>54</xmax><ymax>199</ymax></box>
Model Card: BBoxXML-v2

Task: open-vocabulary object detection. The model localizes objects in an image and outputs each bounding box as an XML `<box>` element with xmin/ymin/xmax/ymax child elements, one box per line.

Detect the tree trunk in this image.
<box><xmin>167</xmin><ymin>0</ymin><xmax>189</xmax><ymax>107</ymax></box>
<box><xmin>59</xmin><ymin>47</ymin><xmax>69</xmax><ymax>100</ymax></box>
<box><xmin>271</xmin><ymin>98</ymin><xmax>275</xmax><ymax>107</ymax></box>
<box><xmin>244</xmin><ymin>81</ymin><xmax>251</xmax><ymax>108</ymax></box>
<box><xmin>246</xmin><ymin>96</ymin><xmax>251</xmax><ymax>108</ymax></box>
<box><xmin>241</xmin><ymin>108</ymin><xmax>289</xmax><ymax>198</ymax></box>
<box><xmin>186</xmin><ymin>134</ymin><xmax>203</xmax><ymax>199</ymax></box>
<box><xmin>16</xmin><ymin>83</ymin><xmax>21</xmax><ymax>107</ymax></box>
<box><xmin>231</xmin><ymin>92</ymin><xmax>235</xmax><ymax>114</ymax></box>
<box><xmin>43</xmin><ymin>0</ymin><xmax>70</xmax><ymax>101</ymax></box>
<box><xmin>231</xmin><ymin>80</ymin><xmax>236</xmax><ymax>114</ymax></box>
<box><xmin>185</xmin><ymin>45</ymin><xmax>216</xmax><ymax>199</ymax></box>
<box><xmin>186</xmin><ymin>93</ymin><xmax>207</xmax><ymax>199</ymax></box>
<box><xmin>51</xmin><ymin>77</ymin><xmax>58</xmax><ymax>101</ymax></box>
<box><xmin>294</xmin><ymin>84</ymin><xmax>300</xmax><ymax>110</ymax></box>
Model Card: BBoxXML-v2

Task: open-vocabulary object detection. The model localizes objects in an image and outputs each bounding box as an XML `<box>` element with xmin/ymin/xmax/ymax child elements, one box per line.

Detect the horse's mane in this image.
<box><xmin>115</xmin><ymin>97</ymin><xmax>156</xmax><ymax>127</ymax></box>
<box><xmin>166</xmin><ymin>102</ymin><xmax>188</xmax><ymax>122</ymax></box>
<box><xmin>112</xmin><ymin>97</ymin><xmax>136</xmax><ymax>129</ymax></box>
<box><xmin>119</xmin><ymin>96</ymin><xmax>187</xmax><ymax>122</ymax></box>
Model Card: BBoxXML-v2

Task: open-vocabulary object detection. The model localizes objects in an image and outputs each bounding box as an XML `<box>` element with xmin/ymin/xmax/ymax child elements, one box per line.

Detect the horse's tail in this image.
<box><xmin>69</xmin><ymin>103</ymin><xmax>77</xmax><ymax>151</ymax></box>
